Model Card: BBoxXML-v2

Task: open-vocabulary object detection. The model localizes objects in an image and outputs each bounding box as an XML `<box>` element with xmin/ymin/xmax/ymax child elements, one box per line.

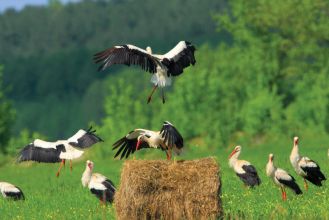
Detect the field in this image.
<box><xmin>1</xmin><ymin>135</ymin><xmax>329</xmax><ymax>219</ymax></box>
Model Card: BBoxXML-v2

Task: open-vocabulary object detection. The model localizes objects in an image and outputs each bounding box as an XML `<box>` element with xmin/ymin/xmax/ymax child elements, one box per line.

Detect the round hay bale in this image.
<box><xmin>114</xmin><ymin>157</ymin><xmax>222</xmax><ymax>220</ymax></box>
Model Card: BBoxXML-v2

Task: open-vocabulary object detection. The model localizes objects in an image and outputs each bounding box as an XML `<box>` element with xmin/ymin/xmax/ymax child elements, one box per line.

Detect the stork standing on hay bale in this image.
<box><xmin>0</xmin><ymin>181</ymin><xmax>25</xmax><ymax>200</ymax></box>
<box><xmin>94</xmin><ymin>41</ymin><xmax>196</xmax><ymax>103</ymax></box>
<box><xmin>112</xmin><ymin>121</ymin><xmax>183</xmax><ymax>160</ymax></box>
<box><xmin>228</xmin><ymin>145</ymin><xmax>261</xmax><ymax>187</ymax></box>
<box><xmin>81</xmin><ymin>160</ymin><xmax>116</xmax><ymax>205</ymax></box>
<box><xmin>290</xmin><ymin>136</ymin><xmax>326</xmax><ymax>190</ymax></box>
<box><xmin>266</xmin><ymin>154</ymin><xmax>302</xmax><ymax>201</ymax></box>
<box><xmin>17</xmin><ymin>127</ymin><xmax>103</xmax><ymax>177</ymax></box>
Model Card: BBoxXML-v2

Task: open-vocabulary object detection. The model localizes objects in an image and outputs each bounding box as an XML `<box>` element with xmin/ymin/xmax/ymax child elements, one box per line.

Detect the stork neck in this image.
<box><xmin>81</xmin><ymin>167</ymin><xmax>92</xmax><ymax>187</ymax></box>
<box><xmin>266</xmin><ymin>160</ymin><xmax>276</xmax><ymax>177</ymax></box>
<box><xmin>228</xmin><ymin>152</ymin><xmax>240</xmax><ymax>168</ymax></box>
<box><xmin>290</xmin><ymin>142</ymin><xmax>300</xmax><ymax>164</ymax></box>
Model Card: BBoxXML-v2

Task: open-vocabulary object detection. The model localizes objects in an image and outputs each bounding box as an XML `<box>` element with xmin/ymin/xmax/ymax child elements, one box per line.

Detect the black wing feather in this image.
<box><xmin>69</xmin><ymin>127</ymin><xmax>103</xmax><ymax>149</ymax></box>
<box><xmin>162</xmin><ymin>41</ymin><xmax>196</xmax><ymax>76</ymax></box>
<box><xmin>112</xmin><ymin>131</ymin><xmax>149</xmax><ymax>159</ymax></box>
<box><xmin>277</xmin><ymin>176</ymin><xmax>302</xmax><ymax>194</ymax></box>
<box><xmin>160</xmin><ymin>121</ymin><xmax>184</xmax><ymax>149</ymax></box>
<box><xmin>301</xmin><ymin>163</ymin><xmax>326</xmax><ymax>186</ymax></box>
<box><xmin>237</xmin><ymin>165</ymin><xmax>261</xmax><ymax>187</ymax></box>
<box><xmin>102</xmin><ymin>179</ymin><xmax>116</xmax><ymax>191</ymax></box>
<box><xmin>94</xmin><ymin>45</ymin><xmax>159</xmax><ymax>73</ymax></box>
<box><xmin>4</xmin><ymin>189</ymin><xmax>25</xmax><ymax>200</ymax></box>
<box><xmin>17</xmin><ymin>143</ymin><xmax>65</xmax><ymax>163</ymax></box>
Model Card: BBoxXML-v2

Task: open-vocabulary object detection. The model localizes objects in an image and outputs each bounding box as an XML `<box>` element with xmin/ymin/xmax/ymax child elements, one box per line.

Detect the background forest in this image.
<box><xmin>0</xmin><ymin>0</ymin><xmax>328</xmax><ymax>156</ymax></box>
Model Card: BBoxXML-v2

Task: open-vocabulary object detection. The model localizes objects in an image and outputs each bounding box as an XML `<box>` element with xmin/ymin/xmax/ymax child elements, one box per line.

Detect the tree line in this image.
<box><xmin>0</xmin><ymin>0</ymin><xmax>328</xmax><ymax>154</ymax></box>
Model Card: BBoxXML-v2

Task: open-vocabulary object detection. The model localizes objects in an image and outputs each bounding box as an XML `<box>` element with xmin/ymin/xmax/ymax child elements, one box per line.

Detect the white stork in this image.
<box><xmin>290</xmin><ymin>136</ymin><xmax>326</xmax><ymax>190</ymax></box>
<box><xmin>94</xmin><ymin>41</ymin><xmax>196</xmax><ymax>103</ymax></box>
<box><xmin>266</xmin><ymin>154</ymin><xmax>302</xmax><ymax>201</ymax></box>
<box><xmin>228</xmin><ymin>145</ymin><xmax>261</xmax><ymax>187</ymax></box>
<box><xmin>0</xmin><ymin>182</ymin><xmax>25</xmax><ymax>200</ymax></box>
<box><xmin>17</xmin><ymin>127</ymin><xmax>103</xmax><ymax>177</ymax></box>
<box><xmin>81</xmin><ymin>160</ymin><xmax>116</xmax><ymax>204</ymax></box>
<box><xmin>112</xmin><ymin>121</ymin><xmax>183</xmax><ymax>160</ymax></box>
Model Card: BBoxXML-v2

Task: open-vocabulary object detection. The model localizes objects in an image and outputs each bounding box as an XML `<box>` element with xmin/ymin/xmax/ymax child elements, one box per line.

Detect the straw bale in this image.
<box><xmin>115</xmin><ymin>157</ymin><xmax>222</xmax><ymax>220</ymax></box>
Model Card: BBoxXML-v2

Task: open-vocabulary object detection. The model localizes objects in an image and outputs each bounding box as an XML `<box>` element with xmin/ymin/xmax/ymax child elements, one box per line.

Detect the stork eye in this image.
<box><xmin>145</xmin><ymin>134</ymin><xmax>151</xmax><ymax>138</ymax></box>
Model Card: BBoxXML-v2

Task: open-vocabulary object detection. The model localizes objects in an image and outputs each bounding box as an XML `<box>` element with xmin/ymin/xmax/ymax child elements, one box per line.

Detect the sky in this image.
<box><xmin>0</xmin><ymin>0</ymin><xmax>80</xmax><ymax>12</ymax></box>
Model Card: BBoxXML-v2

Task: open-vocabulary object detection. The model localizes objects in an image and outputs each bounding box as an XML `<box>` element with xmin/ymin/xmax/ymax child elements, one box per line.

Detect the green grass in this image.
<box><xmin>0</xmin><ymin>135</ymin><xmax>329</xmax><ymax>219</ymax></box>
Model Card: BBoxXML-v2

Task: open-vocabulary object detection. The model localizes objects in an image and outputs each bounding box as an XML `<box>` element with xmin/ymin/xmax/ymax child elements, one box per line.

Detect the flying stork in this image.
<box><xmin>266</xmin><ymin>154</ymin><xmax>302</xmax><ymax>201</ymax></box>
<box><xmin>17</xmin><ymin>127</ymin><xmax>103</xmax><ymax>177</ymax></box>
<box><xmin>228</xmin><ymin>145</ymin><xmax>261</xmax><ymax>187</ymax></box>
<box><xmin>290</xmin><ymin>136</ymin><xmax>326</xmax><ymax>190</ymax></box>
<box><xmin>0</xmin><ymin>181</ymin><xmax>25</xmax><ymax>200</ymax></box>
<box><xmin>81</xmin><ymin>160</ymin><xmax>116</xmax><ymax>205</ymax></box>
<box><xmin>94</xmin><ymin>41</ymin><xmax>196</xmax><ymax>103</ymax></box>
<box><xmin>112</xmin><ymin>121</ymin><xmax>183</xmax><ymax>160</ymax></box>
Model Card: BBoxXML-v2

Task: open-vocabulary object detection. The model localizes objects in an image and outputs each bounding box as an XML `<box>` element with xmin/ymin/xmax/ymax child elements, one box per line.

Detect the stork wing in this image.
<box><xmin>161</xmin><ymin>41</ymin><xmax>196</xmax><ymax>76</ymax></box>
<box><xmin>103</xmin><ymin>179</ymin><xmax>116</xmax><ymax>192</ymax></box>
<box><xmin>159</xmin><ymin>121</ymin><xmax>184</xmax><ymax>149</ymax></box>
<box><xmin>275</xmin><ymin>168</ymin><xmax>302</xmax><ymax>194</ymax></box>
<box><xmin>275</xmin><ymin>168</ymin><xmax>294</xmax><ymax>182</ymax></box>
<box><xmin>112</xmin><ymin>129</ymin><xmax>150</xmax><ymax>159</ymax></box>
<box><xmin>94</xmin><ymin>44</ymin><xmax>159</xmax><ymax>73</ymax></box>
<box><xmin>17</xmin><ymin>140</ymin><xmax>66</xmax><ymax>163</ymax></box>
<box><xmin>68</xmin><ymin>127</ymin><xmax>103</xmax><ymax>149</ymax></box>
<box><xmin>299</xmin><ymin>157</ymin><xmax>326</xmax><ymax>180</ymax></box>
<box><xmin>242</xmin><ymin>164</ymin><xmax>259</xmax><ymax>176</ymax></box>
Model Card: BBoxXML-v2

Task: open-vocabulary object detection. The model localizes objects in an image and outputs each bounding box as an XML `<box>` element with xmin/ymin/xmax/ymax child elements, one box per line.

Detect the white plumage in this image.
<box><xmin>266</xmin><ymin>154</ymin><xmax>302</xmax><ymax>201</ymax></box>
<box><xmin>94</xmin><ymin>41</ymin><xmax>196</xmax><ymax>103</ymax></box>
<box><xmin>0</xmin><ymin>182</ymin><xmax>24</xmax><ymax>200</ymax></box>
<box><xmin>17</xmin><ymin>127</ymin><xmax>103</xmax><ymax>177</ymax></box>
<box><xmin>81</xmin><ymin>160</ymin><xmax>116</xmax><ymax>204</ymax></box>
<box><xmin>228</xmin><ymin>145</ymin><xmax>261</xmax><ymax>187</ymax></box>
<box><xmin>290</xmin><ymin>136</ymin><xmax>326</xmax><ymax>190</ymax></box>
<box><xmin>112</xmin><ymin>121</ymin><xmax>184</xmax><ymax>160</ymax></box>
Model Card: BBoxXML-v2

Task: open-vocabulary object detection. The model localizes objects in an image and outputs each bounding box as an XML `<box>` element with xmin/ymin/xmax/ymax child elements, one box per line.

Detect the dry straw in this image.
<box><xmin>115</xmin><ymin>157</ymin><xmax>222</xmax><ymax>220</ymax></box>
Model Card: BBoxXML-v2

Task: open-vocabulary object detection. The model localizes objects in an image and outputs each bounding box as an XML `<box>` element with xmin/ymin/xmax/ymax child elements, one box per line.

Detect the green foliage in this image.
<box><xmin>0</xmin><ymin>0</ymin><xmax>224</xmax><ymax>138</ymax></box>
<box><xmin>97</xmin><ymin>0</ymin><xmax>329</xmax><ymax>150</ymax></box>
<box><xmin>0</xmin><ymin>66</ymin><xmax>15</xmax><ymax>153</ymax></box>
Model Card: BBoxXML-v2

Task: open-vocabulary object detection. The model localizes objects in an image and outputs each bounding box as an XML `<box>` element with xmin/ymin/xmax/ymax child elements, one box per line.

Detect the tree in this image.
<box><xmin>214</xmin><ymin>0</ymin><xmax>329</xmax><ymax>138</ymax></box>
<box><xmin>0</xmin><ymin>66</ymin><xmax>15</xmax><ymax>153</ymax></box>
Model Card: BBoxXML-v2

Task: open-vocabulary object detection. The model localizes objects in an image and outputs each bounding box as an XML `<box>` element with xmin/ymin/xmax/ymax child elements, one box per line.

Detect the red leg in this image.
<box><xmin>166</xmin><ymin>149</ymin><xmax>172</xmax><ymax>160</ymax></box>
<box><xmin>283</xmin><ymin>188</ymin><xmax>287</xmax><ymax>201</ymax></box>
<box><xmin>304</xmin><ymin>178</ymin><xmax>308</xmax><ymax>191</ymax></box>
<box><xmin>280</xmin><ymin>186</ymin><xmax>285</xmax><ymax>201</ymax></box>
<box><xmin>56</xmin><ymin>159</ymin><xmax>65</xmax><ymax>177</ymax></box>
<box><xmin>147</xmin><ymin>85</ymin><xmax>158</xmax><ymax>104</ymax></box>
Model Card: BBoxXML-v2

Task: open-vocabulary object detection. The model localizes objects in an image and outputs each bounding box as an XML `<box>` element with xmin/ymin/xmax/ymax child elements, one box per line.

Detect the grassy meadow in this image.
<box><xmin>0</xmin><ymin>134</ymin><xmax>328</xmax><ymax>219</ymax></box>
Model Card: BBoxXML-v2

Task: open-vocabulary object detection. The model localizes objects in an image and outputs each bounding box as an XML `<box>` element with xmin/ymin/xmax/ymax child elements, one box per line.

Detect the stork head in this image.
<box><xmin>146</xmin><ymin>46</ymin><xmax>152</xmax><ymax>54</ymax></box>
<box><xmin>86</xmin><ymin>160</ymin><xmax>94</xmax><ymax>170</ymax></box>
<box><xmin>136</xmin><ymin>135</ymin><xmax>145</xmax><ymax>151</ymax></box>
<box><xmin>294</xmin><ymin>136</ymin><xmax>299</xmax><ymax>145</ymax></box>
<box><xmin>136</xmin><ymin>134</ymin><xmax>152</xmax><ymax>150</ymax></box>
<box><xmin>268</xmin><ymin>153</ymin><xmax>274</xmax><ymax>162</ymax></box>
<box><xmin>229</xmin><ymin>145</ymin><xmax>241</xmax><ymax>159</ymax></box>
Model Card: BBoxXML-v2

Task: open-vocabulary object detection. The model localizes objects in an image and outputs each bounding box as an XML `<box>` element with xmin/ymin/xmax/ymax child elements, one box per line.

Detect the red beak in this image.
<box><xmin>88</xmin><ymin>163</ymin><xmax>92</xmax><ymax>169</ymax></box>
<box><xmin>229</xmin><ymin>149</ymin><xmax>237</xmax><ymax>159</ymax></box>
<box><xmin>136</xmin><ymin>140</ymin><xmax>142</xmax><ymax>150</ymax></box>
